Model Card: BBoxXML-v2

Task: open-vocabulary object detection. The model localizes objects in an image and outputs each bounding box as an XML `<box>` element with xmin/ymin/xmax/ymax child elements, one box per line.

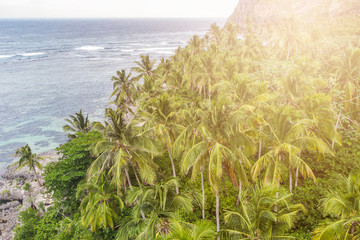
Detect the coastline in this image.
<box><xmin>0</xmin><ymin>149</ymin><xmax>60</xmax><ymax>240</ymax></box>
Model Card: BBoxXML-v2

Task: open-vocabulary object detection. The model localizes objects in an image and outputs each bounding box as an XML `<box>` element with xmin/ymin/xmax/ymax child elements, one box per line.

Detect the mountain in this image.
<box><xmin>227</xmin><ymin>0</ymin><xmax>360</xmax><ymax>26</ymax></box>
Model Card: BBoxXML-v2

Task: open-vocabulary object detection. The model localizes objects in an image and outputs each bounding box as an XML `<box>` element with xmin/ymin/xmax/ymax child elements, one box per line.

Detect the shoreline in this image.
<box><xmin>0</xmin><ymin>149</ymin><xmax>60</xmax><ymax>240</ymax></box>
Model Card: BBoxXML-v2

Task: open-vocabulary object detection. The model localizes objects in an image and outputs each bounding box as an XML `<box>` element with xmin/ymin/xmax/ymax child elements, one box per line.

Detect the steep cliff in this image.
<box><xmin>227</xmin><ymin>0</ymin><xmax>360</xmax><ymax>26</ymax></box>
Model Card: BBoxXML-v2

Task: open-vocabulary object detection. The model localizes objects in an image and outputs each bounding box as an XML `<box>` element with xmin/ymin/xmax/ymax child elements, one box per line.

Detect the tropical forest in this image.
<box><xmin>11</xmin><ymin>0</ymin><xmax>360</xmax><ymax>239</ymax></box>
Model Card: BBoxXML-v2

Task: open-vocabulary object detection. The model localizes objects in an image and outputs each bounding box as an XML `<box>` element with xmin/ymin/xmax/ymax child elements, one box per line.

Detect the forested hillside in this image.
<box><xmin>13</xmin><ymin>2</ymin><xmax>360</xmax><ymax>239</ymax></box>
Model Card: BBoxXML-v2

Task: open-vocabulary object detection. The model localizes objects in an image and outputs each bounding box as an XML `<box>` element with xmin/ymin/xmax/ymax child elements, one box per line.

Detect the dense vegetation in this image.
<box><xmin>13</xmin><ymin>9</ymin><xmax>360</xmax><ymax>240</ymax></box>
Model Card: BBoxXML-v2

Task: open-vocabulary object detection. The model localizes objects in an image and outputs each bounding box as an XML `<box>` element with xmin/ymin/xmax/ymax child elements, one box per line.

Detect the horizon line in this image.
<box><xmin>0</xmin><ymin>17</ymin><xmax>227</xmax><ymax>20</ymax></box>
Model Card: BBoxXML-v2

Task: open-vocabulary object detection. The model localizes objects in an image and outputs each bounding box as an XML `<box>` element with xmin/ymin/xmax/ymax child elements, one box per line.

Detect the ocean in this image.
<box><xmin>0</xmin><ymin>18</ymin><xmax>225</xmax><ymax>172</ymax></box>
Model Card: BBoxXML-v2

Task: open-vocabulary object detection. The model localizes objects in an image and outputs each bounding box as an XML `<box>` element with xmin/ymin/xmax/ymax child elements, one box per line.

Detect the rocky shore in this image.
<box><xmin>0</xmin><ymin>150</ymin><xmax>60</xmax><ymax>240</ymax></box>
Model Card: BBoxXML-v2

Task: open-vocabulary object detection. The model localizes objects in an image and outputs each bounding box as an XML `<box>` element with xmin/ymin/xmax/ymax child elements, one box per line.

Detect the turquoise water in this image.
<box><xmin>0</xmin><ymin>18</ymin><xmax>225</xmax><ymax>172</ymax></box>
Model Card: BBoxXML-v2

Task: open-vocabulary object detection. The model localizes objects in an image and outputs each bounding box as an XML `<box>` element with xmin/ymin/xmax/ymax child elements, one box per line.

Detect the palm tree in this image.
<box><xmin>223</xmin><ymin>184</ymin><xmax>305</xmax><ymax>239</ymax></box>
<box><xmin>63</xmin><ymin>109</ymin><xmax>90</xmax><ymax>139</ymax></box>
<box><xmin>223</xmin><ymin>23</ymin><xmax>239</xmax><ymax>50</ymax></box>
<box><xmin>12</xmin><ymin>144</ymin><xmax>43</xmax><ymax>186</ymax></box>
<box><xmin>157</xmin><ymin>220</ymin><xmax>216</xmax><ymax>240</ymax></box>
<box><xmin>158</xmin><ymin>57</ymin><xmax>172</xmax><ymax>84</ymax></box>
<box><xmin>335</xmin><ymin>48</ymin><xmax>360</xmax><ymax>119</ymax></box>
<box><xmin>296</xmin><ymin>94</ymin><xmax>340</xmax><ymax>187</ymax></box>
<box><xmin>197</xmin><ymin>54</ymin><xmax>216</xmax><ymax>102</ymax></box>
<box><xmin>77</xmin><ymin>176</ymin><xmax>123</xmax><ymax>232</ymax></box>
<box><xmin>184</xmin><ymin>57</ymin><xmax>200</xmax><ymax>91</ymax></box>
<box><xmin>252</xmin><ymin>105</ymin><xmax>328</xmax><ymax>191</ymax></box>
<box><xmin>176</xmin><ymin>108</ymin><xmax>208</xmax><ymax>219</ymax></box>
<box><xmin>208</xmin><ymin>23</ymin><xmax>223</xmax><ymax>45</ymax></box>
<box><xmin>188</xmin><ymin>35</ymin><xmax>203</xmax><ymax>55</ymax></box>
<box><xmin>179</xmin><ymin>100</ymin><xmax>252</xmax><ymax>237</ymax></box>
<box><xmin>131</xmin><ymin>54</ymin><xmax>157</xmax><ymax>80</ymax></box>
<box><xmin>313</xmin><ymin>175</ymin><xmax>360</xmax><ymax>239</ymax></box>
<box><xmin>89</xmin><ymin>108</ymin><xmax>158</xmax><ymax>191</ymax></box>
<box><xmin>117</xmin><ymin>179</ymin><xmax>195</xmax><ymax>239</ymax></box>
<box><xmin>139</xmin><ymin>93</ymin><xmax>185</xmax><ymax>194</ymax></box>
<box><xmin>110</xmin><ymin>69</ymin><xmax>137</xmax><ymax>113</ymax></box>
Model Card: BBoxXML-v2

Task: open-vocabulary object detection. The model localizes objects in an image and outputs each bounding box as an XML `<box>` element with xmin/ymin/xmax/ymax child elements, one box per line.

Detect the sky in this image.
<box><xmin>0</xmin><ymin>0</ymin><xmax>238</xmax><ymax>18</ymax></box>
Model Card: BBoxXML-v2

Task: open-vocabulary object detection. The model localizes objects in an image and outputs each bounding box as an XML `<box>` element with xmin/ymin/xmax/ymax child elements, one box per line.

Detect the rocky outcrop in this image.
<box><xmin>0</xmin><ymin>150</ymin><xmax>60</xmax><ymax>240</ymax></box>
<box><xmin>227</xmin><ymin>0</ymin><xmax>360</xmax><ymax>26</ymax></box>
<box><xmin>0</xmin><ymin>201</ymin><xmax>21</xmax><ymax>240</ymax></box>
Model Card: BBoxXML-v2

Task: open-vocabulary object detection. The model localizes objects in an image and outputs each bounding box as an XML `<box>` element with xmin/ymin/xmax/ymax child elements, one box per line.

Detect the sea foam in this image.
<box><xmin>0</xmin><ymin>54</ymin><xmax>14</xmax><ymax>59</ymax></box>
<box><xmin>75</xmin><ymin>45</ymin><xmax>104</xmax><ymax>51</ymax></box>
<box><xmin>19</xmin><ymin>52</ymin><xmax>46</xmax><ymax>57</ymax></box>
<box><xmin>140</xmin><ymin>47</ymin><xmax>177</xmax><ymax>52</ymax></box>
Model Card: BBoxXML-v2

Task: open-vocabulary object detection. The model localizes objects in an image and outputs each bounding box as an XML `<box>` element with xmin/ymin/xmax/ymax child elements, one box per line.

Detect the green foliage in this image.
<box><xmin>23</xmin><ymin>182</ymin><xmax>31</xmax><ymax>191</ymax></box>
<box><xmin>290</xmin><ymin>179</ymin><xmax>328</xmax><ymax>237</ymax></box>
<box><xmin>54</xmin><ymin>213</ymin><xmax>93</xmax><ymax>240</ymax></box>
<box><xmin>14</xmin><ymin>208</ymin><xmax>95</xmax><ymax>240</ymax></box>
<box><xmin>14</xmin><ymin>208</ymin><xmax>41</xmax><ymax>240</ymax></box>
<box><xmin>312</xmin><ymin>175</ymin><xmax>360</xmax><ymax>239</ymax></box>
<box><xmin>44</xmin><ymin>131</ymin><xmax>101</xmax><ymax>211</ymax></box>
<box><xmin>33</xmin><ymin>209</ymin><xmax>61</xmax><ymax>240</ymax></box>
<box><xmin>77</xmin><ymin>175</ymin><xmax>124</xmax><ymax>233</ymax></box>
<box><xmin>223</xmin><ymin>185</ymin><xmax>305</xmax><ymax>239</ymax></box>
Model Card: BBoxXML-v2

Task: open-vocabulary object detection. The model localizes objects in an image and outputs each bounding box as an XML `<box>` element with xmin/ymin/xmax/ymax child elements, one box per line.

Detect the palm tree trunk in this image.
<box><xmin>132</xmin><ymin>165</ymin><xmax>142</xmax><ymax>188</ymax></box>
<box><xmin>167</xmin><ymin>144</ymin><xmax>179</xmax><ymax>194</ymax></box>
<box><xmin>275</xmin><ymin>154</ymin><xmax>283</xmax><ymax>212</ymax></box>
<box><xmin>216</xmin><ymin>189</ymin><xmax>220</xmax><ymax>240</ymax></box>
<box><xmin>124</xmin><ymin>168</ymin><xmax>132</xmax><ymax>189</ymax></box>
<box><xmin>33</xmin><ymin>168</ymin><xmax>42</xmax><ymax>187</ymax></box>
<box><xmin>332</xmin><ymin>110</ymin><xmax>342</xmax><ymax>148</ymax></box>
<box><xmin>287</xmin><ymin>42</ymin><xmax>290</xmax><ymax>60</ymax></box>
<box><xmin>258</xmin><ymin>140</ymin><xmax>262</xmax><ymax>159</ymax></box>
<box><xmin>208</xmin><ymin>77</ymin><xmax>211</xmax><ymax>105</ymax></box>
<box><xmin>141</xmin><ymin>210</ymin><xmax>146</xmax><ymax>220</ymax></box>
<box><xmin>289</xmin><ymin>167</ymin><xmax>293</xmax><ymax>192</ymax></box>
<box><xmin>189</xmin><ymin>71</ymin><xmax>193</xmax><ymax>91</ymax></box>
<box><xmin>275</xmin><ymin>191</ymin><xmax>279</xmax><ymax>213</ymax></box>
<box><xmin>201</xmin><ymin>169</ymin><xmax>205</xmax><ymax>219</ymax></box>
<box><xmin>236</xmin><ymin>178</ymin><xmax>242</xmax><ymax>206</ymax></box>
<box><xmin>258</xmin><ymin>126</ymin><xmax>262</xmax><ymax>159</ymax></box>
<box><xmin>295</xmin><ymin>150</ymin><xmax>301</xmax><ymax>189</ymax></box>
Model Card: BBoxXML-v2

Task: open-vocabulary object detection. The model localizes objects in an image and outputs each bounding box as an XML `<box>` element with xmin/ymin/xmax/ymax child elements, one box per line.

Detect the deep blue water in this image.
<box><xmin>0</xmin><ymin>18</ymin><xmax>225</xmax><ymax>172</ymax></box>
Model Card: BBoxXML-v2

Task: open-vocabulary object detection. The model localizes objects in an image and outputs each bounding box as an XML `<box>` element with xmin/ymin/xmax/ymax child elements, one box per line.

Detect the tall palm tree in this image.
<box><xmin>158</xmin><ymin>57</ymin><xmax>172</xmax><ymax>84</ymax></box>
<box><xmin>63</xmin><ymin>109</ymin><xmax>91</xmax><ymax>139</ymax></box>
<box><xmin>179</xmin><ymin>100</ymin><xmax>252</xmax><ymax>237</ymax></box>
<box><xmin>89</xmin><ymin>108</ymin><xmax>158</xmax><ymax>191</ymax></box>
<box><xmin>117</xmin><ymin>179</ymin><xmax>195</xmax><ymax>240</ymax></box>
<box><xmin>335</xmin><ymin>48</ymin><xmax>360</xmax><ymax>118</ymax></box>
<box><xmin>252</xmin><ymin>105</ymin><xmax>329</xmax><ymax>191</ymax></box>
<box><xmin>12</xmin><ymin>144</ymin><xmax>43</xmax><ymax>186</ymax></box>
<box><xmin>313</xmin><ymin>175</ymin><xmax>360</xmax><ymax>239</ymax></box>
<box><xmin>140</xmin><ymin>93</ymin><xmax>185</xmax><ymax>194</ymax></box>
<box><xmin>197</xmin><ymin>54</ymin><xmax>216</xmax><ymax>102</ymax></box>
<box><xmin>188</xmin><ymin>35</ymin><xmax>203</xmax><ymax>55</ymax></box>
<box><xmin>208</xmin><ymin>23</ymin><xmax>223</xmax><ymax>45</ymax></box>
<box><xmin>77</xmin><ymin>176</ymin><xmax>123</xmax><ymax>232</ymax></box>
<box><xmin>184</xmin><ymin>57</ymin><xmax>200</xmax><ymax>91</ymax></box>
<box><xmin>110</xmin><ymin>69</ymin><xmax>137</xmax><ymax>113</ymax></box>
<box><xmin>223</xmin><ymin>184</ymin><xmax>305</xmax><ymax>239</ymax></box>
<box><xmin>132</xmin><ymin>54</ymin><xmax>157</xmax><ymax>80</ymax></box>
<box><xmin>223</xmin><ymin>23</ymin><xmax>239</xmax><ymax>50</ymax></box>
